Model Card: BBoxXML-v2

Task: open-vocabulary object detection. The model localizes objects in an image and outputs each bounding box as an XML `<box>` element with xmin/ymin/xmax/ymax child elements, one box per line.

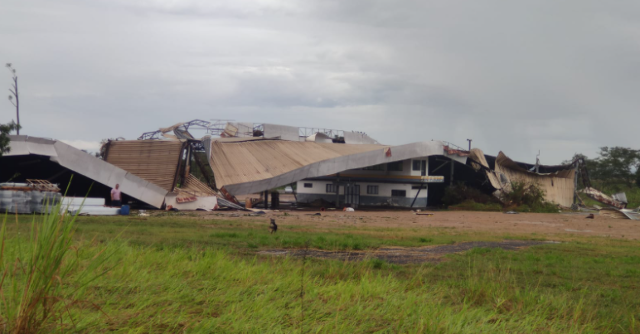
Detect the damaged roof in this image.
<box><xmin>104</xmin><ymin>140</ymin><xmax>185</xmax><ymax>191</ymax></box>
<box><xmin>5</xmin><ymin>136</ymin><xmax>168</xmax><ymax>208</ymax></box>
<box><xmin>209</xmin><ymin>140</ymin><xmax>384</xmax><ymax>189</ymax></box>
<box><xmin>211</xmin><ymin>140</ymin><xmax>465</xmax><ymax>195</ymax></box>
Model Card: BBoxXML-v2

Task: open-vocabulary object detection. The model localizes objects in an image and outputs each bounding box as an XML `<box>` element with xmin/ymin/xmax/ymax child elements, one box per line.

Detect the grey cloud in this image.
<box><xmin>1</xmin><ymin>0</ymin><xmax>639</xmax><ymax>163</ymax></box>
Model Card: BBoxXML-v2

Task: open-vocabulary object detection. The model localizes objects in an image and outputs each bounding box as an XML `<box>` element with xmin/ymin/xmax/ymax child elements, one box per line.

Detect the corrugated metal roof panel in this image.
<box><xmin>210</xmin><ymin>141</ymin><xmax>384</xmax><ymax>189</ymax></box>
<box><xmin>105</xmin><ymin>140</ymin><xmax>184</xmax><ymax>191</ymax></box>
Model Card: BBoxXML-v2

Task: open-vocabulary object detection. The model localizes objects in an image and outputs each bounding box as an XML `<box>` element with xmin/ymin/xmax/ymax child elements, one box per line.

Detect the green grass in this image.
<box><xmin>2</xmin><ymin>214</ymin><xmax>639</xmax><ymax>332</ymax></box>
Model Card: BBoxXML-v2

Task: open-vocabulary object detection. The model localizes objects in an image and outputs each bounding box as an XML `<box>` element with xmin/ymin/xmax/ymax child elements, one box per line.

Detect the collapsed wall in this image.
<box><xmin>469</xmin><ymin>149</ymin><xmax>576</xmax><ymax>207</ymax></box>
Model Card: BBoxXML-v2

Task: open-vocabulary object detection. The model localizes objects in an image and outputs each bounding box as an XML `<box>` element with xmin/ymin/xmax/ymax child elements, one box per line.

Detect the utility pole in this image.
<box><xmin>6</xmin><ymin>63</ymin><xmax>19</xmax><ymax>135</ymax></box>
<box><xmin>466</xmin><ymin>139</ymin><xmax>472</xmax><ymax>151</ymax></box>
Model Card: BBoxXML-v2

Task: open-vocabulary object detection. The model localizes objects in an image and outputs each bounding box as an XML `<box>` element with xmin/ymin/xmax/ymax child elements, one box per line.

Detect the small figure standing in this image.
<box><xmin>269</xmin><ymin>218</ymin><xmax>278</xmax><ymax>234</ymax></box>
<box><xmin>111</xmin><ymin>184</ymin><xmax>122</xmax><ymax>207</ymax></box>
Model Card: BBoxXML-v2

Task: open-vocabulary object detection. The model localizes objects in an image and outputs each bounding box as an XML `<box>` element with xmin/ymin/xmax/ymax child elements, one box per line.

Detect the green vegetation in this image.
<box><xmin>569</xmin><ymin>146</ymin><xmax>640</xmax><ymax>208</ymax></box>
<box><xmin>0</xmin><ymin>121</ymin><xmax>20</xmax><ymax>157</ymax></box>
<box><xmin>2</xmin><ymin>214</ymin><xmax>639</xmax><ymax>332</ymax></box>
<box><xmin>445</xmin><ymin>182</ymin><xmax>559</xmax><ymax>213</ymax></box>
<box><xmin>0</xmin><ymin>201</ymin><xmax>114</xmax><ymax>333</ymax></box>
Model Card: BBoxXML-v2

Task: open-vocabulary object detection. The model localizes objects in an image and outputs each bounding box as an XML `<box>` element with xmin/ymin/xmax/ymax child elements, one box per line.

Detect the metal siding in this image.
<box><xmin>263</xmin><ymin>124</ymin><xmax>300</xmax><ymax>141</ymax></box>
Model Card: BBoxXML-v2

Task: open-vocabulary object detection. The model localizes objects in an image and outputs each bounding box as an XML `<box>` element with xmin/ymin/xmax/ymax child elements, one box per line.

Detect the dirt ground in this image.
<box><xmin>258</xmin><ymin>240</ymin><xmax>554</xmax><ymax>264</ymax></box>
<box><xmin>200</xmin><ymin>209</ymin><xmax>640</xmax><ymax>240</ymax></box>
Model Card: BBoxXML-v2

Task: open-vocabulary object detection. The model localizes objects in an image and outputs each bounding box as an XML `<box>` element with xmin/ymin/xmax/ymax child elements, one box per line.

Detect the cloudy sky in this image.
<box><xmin>2</xmin><ymin>0</ymin><xmax>639</xmax><ymax>164</ymax></box>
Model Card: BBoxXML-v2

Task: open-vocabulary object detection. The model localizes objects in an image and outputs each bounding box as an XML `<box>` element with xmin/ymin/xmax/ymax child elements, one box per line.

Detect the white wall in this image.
<box><xmin>296</xmin><ymin>180</ymin><xmax>428</xmax><ymax>199</ymax></box>
<box><xmin>339</xmin><ymin>158</ymin><xmax>430</xmax><ymax>177</ymax></box>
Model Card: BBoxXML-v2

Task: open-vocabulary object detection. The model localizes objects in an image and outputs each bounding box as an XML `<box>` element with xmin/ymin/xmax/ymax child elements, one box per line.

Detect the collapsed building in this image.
<box><xmin>5</xmin><ymin>120</ymin><xmax>615</xmax><ymax>213</ymax></box>
<box><xmin>469</xmin><ymin>149</ymin><xmax>576</xmax><ymax>207</ymax></box>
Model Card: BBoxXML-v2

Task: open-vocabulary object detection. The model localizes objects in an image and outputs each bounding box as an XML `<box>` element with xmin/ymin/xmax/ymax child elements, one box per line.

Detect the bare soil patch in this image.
<box><xmin>258</xmin><ymin>240</ymin><xmax>554</xmax><ymax>264</ymax></box>
<box><xmin>199</xmin><ymin>210</ymin><xmax>640</xmax><ymax>240</ymax></box>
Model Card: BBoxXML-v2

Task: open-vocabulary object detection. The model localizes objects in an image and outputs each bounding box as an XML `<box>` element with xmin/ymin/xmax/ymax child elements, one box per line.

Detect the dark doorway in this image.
<box><xmin>344</xmin><ymin>183</ymin><xmax>360</xmax><ymax>208</ymax></box>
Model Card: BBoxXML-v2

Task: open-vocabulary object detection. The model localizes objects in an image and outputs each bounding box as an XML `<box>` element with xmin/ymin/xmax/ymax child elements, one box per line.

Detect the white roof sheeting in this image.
<box><xmin>6</xmin><ymin>136</ymin><xmax>168</xmax><ymax>208</ymax></box>
<box><xmin>214</xmin><ymin>140</ymin><xmax>452</xmax><ymax>195</ymax></box>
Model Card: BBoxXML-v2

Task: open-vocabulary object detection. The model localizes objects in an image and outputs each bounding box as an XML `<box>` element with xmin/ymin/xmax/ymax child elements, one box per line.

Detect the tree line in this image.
<box><xmin>567</xmin><ymin>147</ymin><xmax>640</xmax><ymax>190</ymax></box>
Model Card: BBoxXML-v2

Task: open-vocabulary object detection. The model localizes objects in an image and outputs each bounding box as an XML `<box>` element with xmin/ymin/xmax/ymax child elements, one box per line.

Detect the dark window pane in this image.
<box><xmin>412</xmin><ymin>160</ymin><xmax>422</xmax><ymax>171</ymax></box>
<box><xmin>304</xmin><ymin>183</ymin><xmax>313</xmax><ymax>188</ymax></box>
<box><xmin>326</xmin><ymin>184</ymin><xmax>336</xmax><ymax>193</ymax></box>
<box><xmin>388</xmin><ymin>161</ymin><xmax>403</xmax><ymax>172</ymax></box>
<box><xmin>391</xmin><ymin>190</ymin><xmax>406</xmax><ymax>197</ymax></box>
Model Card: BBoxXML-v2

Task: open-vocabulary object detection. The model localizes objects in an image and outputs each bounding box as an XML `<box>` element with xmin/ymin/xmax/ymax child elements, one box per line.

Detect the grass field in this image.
<box><xmin>2</xmin><ymin>212</ymin><xmax>640</xmax><ymax>333</ymax></box>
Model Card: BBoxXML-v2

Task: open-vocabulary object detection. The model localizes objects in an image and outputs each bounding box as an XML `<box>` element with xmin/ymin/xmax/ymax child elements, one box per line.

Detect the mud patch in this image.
<box><xmin>258</xmin><ymin>240</ymin><xmax>555</xmax><ymax>264</ymax></box>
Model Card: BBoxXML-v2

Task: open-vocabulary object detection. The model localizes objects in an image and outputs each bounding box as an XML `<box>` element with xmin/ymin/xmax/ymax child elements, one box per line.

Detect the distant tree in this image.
<box><xmin>565</xmin><ymin>148</ymin><xmax>640</xmax><ymax>189</ymax></box>
<box><xmin>563</xmin><ymin>153</ymin><xmax>597</xmax><ymax>189</ymax></box>
<box><xmin>6</xmin><ymin>63</ymin><xmax>20</xmax><ymax>135</ymax></box>
<box><xmin>593</xmin><ymin>147</ymin><xmax>640</xmax><ymax>186</ymax></box>
<box><xmin>0</xmin><ymin>121</ymin><xmax>20</xmax><ymax>157</ymax></box>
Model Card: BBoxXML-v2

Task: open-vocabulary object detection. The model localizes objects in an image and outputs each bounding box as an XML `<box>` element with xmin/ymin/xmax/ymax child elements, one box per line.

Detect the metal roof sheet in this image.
<box><xmin>209</xmin><ymin>140</ymin><xmax>384</xmax><ymax>189</ymax></box>
<box><xmin>105</xmin><ymin>140</ymin><xmax>184</xmax><ymax>191</ymax></box>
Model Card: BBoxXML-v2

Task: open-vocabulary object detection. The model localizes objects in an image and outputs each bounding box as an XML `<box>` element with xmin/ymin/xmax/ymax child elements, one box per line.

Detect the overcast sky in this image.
<box><xmin>2</xmin><ymin>0</ymin><xmax>639</xmax><ymax>164</ymax></box>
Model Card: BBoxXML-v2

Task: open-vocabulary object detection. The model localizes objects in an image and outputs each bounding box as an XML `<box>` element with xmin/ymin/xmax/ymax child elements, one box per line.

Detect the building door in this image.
<box><xmin>421</xmin><ymin>160</ymin><xmax>427</xmax><ymax>176</ymax></box>
<box><xmin>344</xmin><ymin>184</ymin><xmax>360</xmax><ymax>208</ymax></box>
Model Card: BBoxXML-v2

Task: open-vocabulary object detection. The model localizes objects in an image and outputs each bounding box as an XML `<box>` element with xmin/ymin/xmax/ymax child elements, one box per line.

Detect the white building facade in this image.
<box><xmin>296</xmin><ymin>158</ymin><xmax>444</xmax><ymax>208</ymax></box>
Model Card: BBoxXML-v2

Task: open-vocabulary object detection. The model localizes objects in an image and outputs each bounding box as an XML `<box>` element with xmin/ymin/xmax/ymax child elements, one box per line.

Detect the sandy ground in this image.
<box><xmin>199</xmin><ymin>209</ymin><xmax>640</xmax><ymax>240</ymax></box>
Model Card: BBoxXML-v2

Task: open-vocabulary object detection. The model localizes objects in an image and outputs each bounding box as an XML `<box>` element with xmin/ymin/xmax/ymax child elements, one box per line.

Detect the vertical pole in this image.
<box><xmin>15</xmin><ymin>77</ymin><xmax>19</xmax><ymax>135</ymax></box>
<box><xmin>264</xmin><ymin>190</ymin><xmax>269</xmax><ymax>209</ymax></box>
<box><xmin>335</xmin><ymin>174</ymin><xmax>340</xmax><ymax>208</ymax></box>
<box><xmin>449</xmin><ymin>159</ymin><xmax>454</xmax><ymax>186</ymax></box>
<box><xmin>573</xmin><ymin>163</ymin><xmax>579</xmax><ymax>205</ymax></box>
<box><xmin>467</xmin><ymin>139</ymin><xmax>471</xmax><ymax>151</ymax></box>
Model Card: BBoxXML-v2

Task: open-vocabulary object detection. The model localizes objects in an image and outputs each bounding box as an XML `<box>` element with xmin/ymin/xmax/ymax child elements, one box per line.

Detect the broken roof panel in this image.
<box><xmin>343</xmin><ymin>132</ymin><xmax>380</xmax><ymax>145</ymax></box>
<box><xmin>209</xmin><ymin>140</ymin><xmax>384</xmax><ymax>190</ymax></box>
<box><xmin>263</xmin><ymin>123</ymin><xmax>300</xmax><ymax>141</ymax></box>
<box><xmin>212</xmin><ymin>140</ymin><xmax>448</xmax><ymax>195</ymax></box>
<box><xmin>104</xmin><ymin>140</ymin><xmax>185</xmax><ymax>191</ymax></box>
<box><xmin>5</xmin><ymin>136</ymin><xmax>168</xmax><ymax>208</ymax></box>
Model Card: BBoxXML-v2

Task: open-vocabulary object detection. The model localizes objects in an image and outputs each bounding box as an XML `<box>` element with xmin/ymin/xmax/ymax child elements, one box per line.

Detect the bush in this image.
<box><xmin>502</xmin><ymin>181</ymin><xmax>559</xmax><ymax>213</ymax></box>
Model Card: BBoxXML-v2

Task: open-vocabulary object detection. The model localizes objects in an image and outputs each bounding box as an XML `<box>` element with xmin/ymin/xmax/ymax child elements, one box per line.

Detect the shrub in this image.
<box><xmin>502</xmin><ymin>181</ymin><xmax>559</xmax><ymax>213</ymax></box>
<box><xmin>0</xmin><ymin>194</ymin><xmax>116</xmax><ymax>333</ymax></box>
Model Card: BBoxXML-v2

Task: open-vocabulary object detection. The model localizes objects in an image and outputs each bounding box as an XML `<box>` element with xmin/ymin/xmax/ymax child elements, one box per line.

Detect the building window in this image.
<box><xmin>411</xmin><ymin>185</ymin><xmax>425</xmax><ymax>190</ymax></box>
<box><xmin>391</xmin><ymin>190</ymin><xmax>406</xmax><ymax>197</ymax></box>
<box><xmin>362</xmin><ymin>164</ymin><xmax>385</xmax><ymax>171</ymax></box>
<box><xmin>326</xmin><ymin>184</ymin><xmax>337</xmax><ymax>193</ymax></box>
<box><xmin>412</xmin><ymin>160</ymin><xmax>422</xmax><ymax>171</ymax></box>
<box><xmin>304</xmin><ymin>183</ymin><xmax>313</xmax><ymax>188</ymax></box>
<box><xmin>387</xmin><ymin>161</ymin><xmax>403</xmax><ymax>172</ymax></box>
<box><xmin>367</xmin><ymin>185</ymin><xmax>379</xmax><ymax>195</ymax></box>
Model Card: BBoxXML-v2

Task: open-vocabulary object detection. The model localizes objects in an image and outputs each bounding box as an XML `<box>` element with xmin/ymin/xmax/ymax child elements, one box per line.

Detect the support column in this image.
<box><xmin>264</xmin><ymin>190</ymin><xmax>269</xmax><ymax>209</ymax></box>
<box><xmin>449</xmin><ymin>159</ymin><xmax>455</xmax><ymax>186</ymax></box>
<box><xmin>335</xmin><ymin>174</ymin><xmax>341</xmax><ymax>208</ymax></box>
